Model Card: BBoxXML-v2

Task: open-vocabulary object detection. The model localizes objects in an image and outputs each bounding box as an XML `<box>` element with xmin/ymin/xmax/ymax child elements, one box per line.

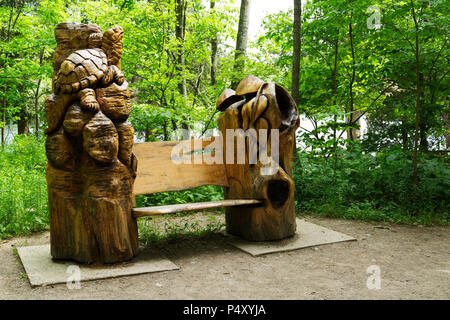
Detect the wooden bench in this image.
<box><xmin>131</xmin><ymin>137</ymin><xmax>263</xmax><ymax>218</ymax></box>
<box><xmin>129</xmin><ymin>78</ymin><xmax>301</xmax><ymax>244</ymax></box>
<box><xmin>45</xmin><ymin>22</ymin><xmax>300</xmax><ymax>264</ymax></box>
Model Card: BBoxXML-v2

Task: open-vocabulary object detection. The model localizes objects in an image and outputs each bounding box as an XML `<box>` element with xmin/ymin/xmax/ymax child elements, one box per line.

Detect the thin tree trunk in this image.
<box><xmin>175</xmin><ymin>0</ymin><xmax>188</xmax><ymax>101</ymax></box>
<box><xmin>1</xmin><ymin>93</ymin><xmax>5</xmax><ymax>147</ymax></box>
<box><xmin>34</xmin><ymin>49</ymin><xmax>45</xmax><ymax>138</ymax></box>
<box><xmin>145</xmin><ymin>123</ymin><xmax>150</xmax><ymax>142</ymax></box>
<box><xmin>418</xmin><ymin>74</ymin><xmax>427</xmax><ymax>152</ymax></box>
<box><xmin>292</xmin><ymin>0</ymin><xmax>302</xmax><ymax>105</ymax></box>
<box><xmin>332</xmin><ymin>37</ymin><xmax>339</xmax><ymax>176</ymax></box>
<box><xmin>231</xmin><ymin>0</ymin><xmax>251</xmax><ymax>89</ymax></box>
<box><xmin>210</xmin><ymin>0</ymin><xmax>218</xmax><ymax>86</ymax></box>
<box><xmin>163</xmin><ymin>119</ymin><xmax>168</xmax><ymax>141</ymax></box>
<box><xmin>291</xmin><ymin>0</ymin><xmax>302</xmax><ymax>166</ymax></box>
<box><xmin>411</xmin><ymin>1</ymin><xmax>421</xmax><ymax>187</ymax></box>
<box><xmin>347</xmin><ymin>16</ymin><xmax>358</xmax><ymax>141</ymax></box>
<box><xmin>17</xmin><ymin>106</ymin><xmax>29</xmax><ymax>135</ymax></box>
<box><xmin>175</xmin><ymin>0</ymin><xmax>190</xmax><ymax>135</ymax></box>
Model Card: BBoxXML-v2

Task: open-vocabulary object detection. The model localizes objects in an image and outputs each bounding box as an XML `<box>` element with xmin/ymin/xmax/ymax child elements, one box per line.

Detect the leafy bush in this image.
<box><xmin>0</xmin><ymin>135</ymin><xmax>48</xmax><ymax>238</ymax></box>
<box><xmin>1</xmin><ymin>134</ymin><xmax>447</xmax><ymax>242</ymax></box>
<box><xmin>0</xmin><ymin>135</ymin><xmax>225</xmax><ymax>240</ymax></box>
<box><xmin>294</xmin><ymin>144</ymin><xmax>449</xmax><ymax>225</ymax></box>
<box><xmin>136</xmin><ymin>185</ymin><xmax>224</xmax><ymax>207</ymax></box>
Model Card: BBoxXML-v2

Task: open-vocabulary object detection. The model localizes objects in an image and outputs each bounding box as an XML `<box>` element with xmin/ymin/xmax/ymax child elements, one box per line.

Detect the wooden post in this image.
<box><xmin>217</xmin><ymin>75</ymin><xmax>300</xmax><ymax>241</ymax></box>
<box><xmin>44</xmin><ymin>23</ymin><xmax>138</xmax><ymax>264</ymax></box>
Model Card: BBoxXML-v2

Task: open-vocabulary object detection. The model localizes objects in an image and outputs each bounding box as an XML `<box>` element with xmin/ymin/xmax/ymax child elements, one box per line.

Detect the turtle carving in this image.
<box><xmin>54</xmin><ymin>27</ymin><xmax>125</xmax><ymax>112</ymax></box>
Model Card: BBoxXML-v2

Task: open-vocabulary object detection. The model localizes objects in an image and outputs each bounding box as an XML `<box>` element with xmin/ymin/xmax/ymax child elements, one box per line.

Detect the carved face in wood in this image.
<box><xmin>96</xmin><ymin>81</ymin><xmax>133</xmax><ymax>122</ymax></box>
<box><xmin>102</xmin><ymin>26</ymin><xmax>123</xmax><ymax>67</ymax></box>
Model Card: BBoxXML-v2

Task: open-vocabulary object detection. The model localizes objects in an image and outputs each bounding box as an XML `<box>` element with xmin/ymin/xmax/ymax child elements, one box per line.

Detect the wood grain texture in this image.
<box><xmin>96</xmin><ymin>80</ymin><xmax>132</xmax><ymax>121</ymax></box>
<box><xmin>53</xmin><ymin>22</ymin><xmax>102</xmax><ymax>90</ymax></box>
<box><xmin>235</xmin><ymin>74</ymin><xmax>264</xmax><ymax>96</ymax></box>
<box><xmin>132</xmin><ymin>199</ymin><xmax>262</xmax><ymax>218</ymax></box>
<box><xmin>45</xmin><ymin>23</ymin><xmax>138</xmax><ymax>264</ymax></box>
<box><xmin>218</xmin><ymin>75</ymin><xmax>300</xmax><ymax>241</ymax></box>
<box><xmin>133</xmin><ymin>137</ymin><xmax>229</xmax><ymax>195</ymax></box>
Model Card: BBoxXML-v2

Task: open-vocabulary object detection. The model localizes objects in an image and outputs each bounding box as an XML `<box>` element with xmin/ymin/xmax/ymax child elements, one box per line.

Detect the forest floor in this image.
<box><xmin>0</xmin><ymin>215</ymin><xmax>449</xmax><ymax>300</ymax></box>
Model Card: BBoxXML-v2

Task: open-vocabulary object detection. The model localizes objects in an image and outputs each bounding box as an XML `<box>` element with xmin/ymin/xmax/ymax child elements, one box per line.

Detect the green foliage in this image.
<box><xmin>294</xmin><ymin>143</ymin><xmax>449</xmax><ymax>225</ymax></box>
<box><xmin>0</xmin><ymin>135</ymin><xmax>48</xmax><ymax>238</ymax></box>
<box><xmin>136</xmin><ymin>185</ymin><xmax>225</xmax><ymax>247</ymax></box>
<box><xmin>257</xmin><ymin>0</ymin><xmax>449</xmax><ymax>225</ymax></box>
<box><xmin>136</xmin><ymin>185</ymin><xmax>224</xmax><ymax>208</ymax></box>
<box><xmin>1</xmin><ymin>0</ymin><xmax>238</xmax><ymax>140</ymax></box>
<box><xmin>0</xmin><ymin>0</ymin><xmax>65</xmax><ymax>134</ymax></box>
<box><xmin>0</xmin><ymin>0</ymin><xmax>448</xmax><ymax>241</ymax></box>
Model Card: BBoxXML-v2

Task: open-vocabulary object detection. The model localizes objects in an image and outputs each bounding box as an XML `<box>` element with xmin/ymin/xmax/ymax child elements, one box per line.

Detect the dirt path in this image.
<box><xmin>0</xmin><ymin>215</ymin><xmax>449</xmax><ymax>300</ymax></box>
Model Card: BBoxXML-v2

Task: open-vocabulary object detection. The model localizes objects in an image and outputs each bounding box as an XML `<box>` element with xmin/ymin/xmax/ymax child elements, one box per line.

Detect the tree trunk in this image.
<box><xmin>291</xmin><ymin>0</ymin><xmax>302</xmax><ymax>167</ymax></box>
<box><xmin>346</xmin><ymin>110</ymin><xmax>361</xmax><ymax>141</ymax></box>
<box><xmin>175</xmin><ymin>0</ymin><xmax>188</xmax><ymax>101</ymax></box>
<box><xmin>411</xmin><ymin>1</ymin><xmax>421</xmax><ymax>187</ymax></box>
<box><xmin>45</xmin><ymin>23</ymin><xmax>138</xmax><ymax>264</ymax></box>
<box><xmin>332</xmin><ymin>37</ymin><xmax>339</xmax><ymax>175</ymax></box>
<box><xmin>210</xmin><ymin>0</ymin><xmax>218</xmax><ymax>86</ymax></box>
<box><xmin>34</xmin><ymin>49</ymin><xmax>45</xmax><ymax>138</ymax></box>
<box><xmin>418</xmin><ymin>73</ymin><xmax>427</xmax><ymax>152</ymax></box>
<box><xmin>291</xmin><ymin>0</ymin><xmax>302</xmax><ymax>105</ymax></box>
<box><xmin>347</xmin><ymin>16</ymin><xmax>358</xmax><ymax>141</ymax></box>
<box><xmin>1</xmin><ymin>93</ymin><xmax>6</xmax><ymax>147</ymax></box>
<box><xmin>17</xmin><ymin>112</ymin><xmax>29</xmax><ymax>135</ymax></box>
<box><xmin>231</xmin><ymin>0</ymin><xmax>251</xmax><ymax>89</ymax></box>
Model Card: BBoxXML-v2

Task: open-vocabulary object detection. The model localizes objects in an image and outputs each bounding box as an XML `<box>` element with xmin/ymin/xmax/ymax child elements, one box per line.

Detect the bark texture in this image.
<box><xmin>217</xmin><ymin>75</ymin><xmax>300</xmax><ymax>241</ymax></box>
<box><xmin>231</xmin><ymin>0</ymin><xmax>251</xmax><ymax>89</ymax></box>
<box><xmin>45</xmin><ymin>22</ymin><xmax>138</xmax><ymax>264</ymax></box>
<box><xmin>292</xmin><ymin>0</ymin><xmax>302</xmax><ymax>105</ymax></box>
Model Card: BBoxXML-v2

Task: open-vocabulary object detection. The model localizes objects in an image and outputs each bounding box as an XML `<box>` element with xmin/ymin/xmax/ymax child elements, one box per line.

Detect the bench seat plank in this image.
<box><xmin>133</xmin><ymin>138</ymin><xmax>229</xmax><ymax>195</ymax></box>
<box><xmin>132</xmin><ymin>199</ymin><xmax>262</xmax><ymax>218</ymax></box>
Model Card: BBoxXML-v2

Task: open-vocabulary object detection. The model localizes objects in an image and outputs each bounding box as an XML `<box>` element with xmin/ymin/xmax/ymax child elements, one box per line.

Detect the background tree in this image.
<box><xmin>291</xmin><ymin>0</ymin><xmax>301</xmax><ymax>105</ymax></box>
<box><xmin>231</xmin><ymin>0</ymin><xmax>251</xmax><ymax>89</ymax></box>
<box><xmin>210</xmin><ymin>0</ymin><xmax>218</xmax><ymax>86</ymax></box>
<box><xmin>0</xmin><ymin>0</ymin><xmax>448</xmax><ymax>239</ymax></box>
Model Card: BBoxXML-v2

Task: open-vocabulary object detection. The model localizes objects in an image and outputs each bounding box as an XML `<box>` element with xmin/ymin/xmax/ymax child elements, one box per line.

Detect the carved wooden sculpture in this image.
<box><xmin>45</xmin><ymin>23</ymin><xmax>138</xmax><ymax>264</ymax></box>
<box><xmin>217</xmin><ymin>75</ymin><xmax>300</xmax><ymax>241</ymax></box>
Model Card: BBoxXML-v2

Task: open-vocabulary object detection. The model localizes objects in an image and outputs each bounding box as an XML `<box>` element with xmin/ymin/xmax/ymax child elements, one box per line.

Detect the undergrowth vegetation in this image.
<box><xmin>0</xmin><ymin>136</ymin><xmax>448</xmax><ymax>240</ymax></box>
<box><xmin>0</xmin><ymin>135</ymin><xmax>48</xmax><ymax>239</ymax></box>
<box><xmin>135</xmin><ymin>185</ymin><xmax>224</xmax><ymax>207</ymax></box>
<box><xmin>294</xmin><ymin>144</ymin><xmax>449</xmax><ymax>226</ymax></box>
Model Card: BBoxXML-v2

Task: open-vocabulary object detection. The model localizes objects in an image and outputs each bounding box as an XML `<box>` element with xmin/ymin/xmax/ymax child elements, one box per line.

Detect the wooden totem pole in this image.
<box><xmin>45</xmin><ymin>23</ymin><xmax>138</xmax><ymax>264</ymax></box>
<box><xmin>217</xmin><ymin>75</ymin><xmax>300</xmax><ymax>241</ymax></box>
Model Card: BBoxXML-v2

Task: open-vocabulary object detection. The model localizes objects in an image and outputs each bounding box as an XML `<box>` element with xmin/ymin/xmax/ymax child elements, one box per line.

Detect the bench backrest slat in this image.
<box><xmin>133</xmin><ymin>137</ymin><xmax>228</xmax><ymax>195</ymax></box>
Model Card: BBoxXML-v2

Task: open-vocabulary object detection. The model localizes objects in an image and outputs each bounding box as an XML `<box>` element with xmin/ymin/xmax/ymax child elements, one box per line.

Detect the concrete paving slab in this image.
<box><xmin>227</xmin><ymin>218</ymin><xmax>356</xmax><ymax>256</ymax></box>
<box><xmin>17</xmin><ymin>245</ymin><xmax>179</xmax><ymax>287</ymax></box>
